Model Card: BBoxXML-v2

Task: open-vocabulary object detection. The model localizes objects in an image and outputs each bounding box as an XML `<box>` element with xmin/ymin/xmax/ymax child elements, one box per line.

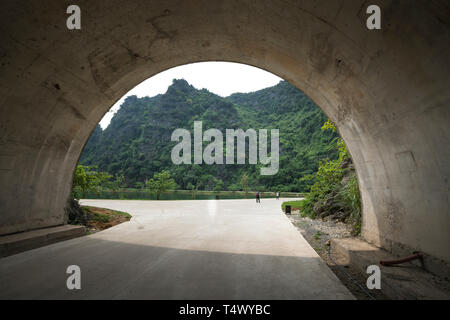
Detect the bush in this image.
<box><xmin>300</xmin><ymin>159</ymin><xmax>344</xmax><ymax>218</ymax></box>
<box><xmin>338</xmin><ymin>174</ymin><xmax>361</xmax><ymax>235</ymax></box>
<box><xmin>299</xmin><ymin>120</ymin><xmax>362</xmax><ymax>234</ymax></box>
<box><xmin>72</xmin><ymin>165</ymin><xmax>112</xmax><ymax>199</ymax></box>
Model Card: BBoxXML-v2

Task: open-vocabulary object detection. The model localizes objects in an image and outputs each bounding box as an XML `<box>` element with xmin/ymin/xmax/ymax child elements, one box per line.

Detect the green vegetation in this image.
<box><xmin>69</xmin><ymin>205</ymin><xmax>133</xmax><ymax>232</ymax></box>
<box><xmin>71</xmin><ymin>165</ymin><xmax>111</xmax><ymax>199</ymax></box>
<box><xmin>241</xmin><ymin>174</ymin><xmax>249</xmax><ymax>198</ymax></box>
<box><xmin>80</xmin><ymin>79</ymin><xmax>338</xmax><ymax>193</ymax></box>
<box><xmin>82</xmin><ymin>206</ymin><xmax>132</xmax><ymax>223</ymax></box>
<box><xmin>145</xmin><ymin>170</ymin><xmax>177</xmax><ymax>200</ymax></box>
<box><xmin>74</xmin><ymin>79</ymin><xmax>361</xmax><ymax>233</ymax></box>
<box><xmin>82</xmin><ymin>206</ymin><xmax>132</xmax><ymax>220</ymax></box>
<box><xmin>82</xmin><ymin>189</ymin><xmax>302</xmax><ymax>200</ymax></box>
<box><xmin>281</xmin><ymin>200</ymin><xmax>305</xmax><ymax>212</ymax></box>
<box><xmin>298</xmin><ymin>120</ymin><xmax>362</xmax><ymax>234</ymax></box>
<box><xmin>339</xmin><ymin>175</ymin><xmax>362</xmax><ymax>234</ymax></box>
<box><xmin>91</xmin><ymin>212</ymin><xmax>110</xmax><ymax>223</ymax></box>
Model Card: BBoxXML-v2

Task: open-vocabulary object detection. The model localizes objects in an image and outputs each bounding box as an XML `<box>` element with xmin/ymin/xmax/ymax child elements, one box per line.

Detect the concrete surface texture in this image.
<box><xmin>330</xmin><ymin>238</ymin><xmax>450</xmax><ymax>300</ymax></box>
<box><xmin>0</xmin><ymin>225</ymin><xmax>86</xmax><ymax>258</ymax></box>
<box><xmin>0</xmin><ymin>199</ymin><xmax>354</xmax><ymax>299</ymax></box>
<box><xmin>0</xmin><ymin>1</ymin><xmax>449</xmax><ymax>266</ymax></box>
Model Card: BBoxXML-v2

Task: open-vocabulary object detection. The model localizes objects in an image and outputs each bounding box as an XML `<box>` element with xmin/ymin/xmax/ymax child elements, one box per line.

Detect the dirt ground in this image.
<box><xmin>287</xmin><ymin>210</ymin><xmax>389</xmax><ymax>300</ymax></box>
<box><xmin>82</xmin><ymin>206</ymin><xmax>132</xmax><ymax>233</ymax></box>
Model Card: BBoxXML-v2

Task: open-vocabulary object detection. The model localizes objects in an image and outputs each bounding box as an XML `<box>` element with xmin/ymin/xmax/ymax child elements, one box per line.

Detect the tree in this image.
<box><xmin>186</xmin><ymin>182</ymin><xmax>196</xmax><ymax>199</ymax></box>
<box><xmin>145</xmin><ymin>170</ymin><xmax>176</xmax><ymax>200</ymax></box>
<box><xmin>79</xmin><ymin>80</ymin><xmax>338</xmax><ymax>193</ymax></box>
<box><xmin>104</xmin><ymin>174</ymin><xmax>126</xmax><ymax>195</ymax></box>
<box><xmin>321</xmin><ymin>119</ymin><xmax>350</xmax><ymax>161</ymax></box>
<box><xmin>241</xmin><ymin>173</ymin><xmax>249</xmax><ymax>198</ymax></box>
<box><xmin>72</xmin><ymin>165</ymin><xmax>111</xmax><ymax>199</ymax></box>
<box><xmin>135</xmin><ymin>181</ymin><xmax>145</xmax><ymax>189</ymax></box>
<box><xmin>213</xmin><ymin>179</ymin><xmax>225</xmax><ymax>192</ymax></box>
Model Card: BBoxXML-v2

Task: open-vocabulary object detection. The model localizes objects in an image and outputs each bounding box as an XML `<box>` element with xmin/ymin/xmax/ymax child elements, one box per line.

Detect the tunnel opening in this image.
<box><xmin>74</xmin><ymin>62</ymin><xmax>357</xmax><ymax>219</ymax></box>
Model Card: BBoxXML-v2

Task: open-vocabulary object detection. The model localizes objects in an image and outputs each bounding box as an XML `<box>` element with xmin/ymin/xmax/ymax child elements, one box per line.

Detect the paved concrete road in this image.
<box><xmin>0</xmin><ymin>199</ymin><xmax>353</xmax><ymax>299</ymax></box>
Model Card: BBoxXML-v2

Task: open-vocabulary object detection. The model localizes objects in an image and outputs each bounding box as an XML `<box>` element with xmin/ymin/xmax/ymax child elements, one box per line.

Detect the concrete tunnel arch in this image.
<box><xmin>0</xmin><ymin>1</ymin><xmax>449</xmax><ymax>272</ymax></box>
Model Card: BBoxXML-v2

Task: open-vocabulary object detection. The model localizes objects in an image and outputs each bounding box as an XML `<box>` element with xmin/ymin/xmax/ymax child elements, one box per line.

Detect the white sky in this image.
<box><xmin>99</xmin><ymin>62</ymin><xmax>282</xmax><ymax>128</ymax></box>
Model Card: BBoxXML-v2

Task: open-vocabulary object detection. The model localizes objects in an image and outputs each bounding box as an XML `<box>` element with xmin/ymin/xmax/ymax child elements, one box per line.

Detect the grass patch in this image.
<box><xmin>80</xmin><ymin>206</ymin><xmax>132</xmax><ymax>231</ymax></box>
<box><xmin>281</xmin><ymin>200</ymin><xmax>306</xmax><ymax>212</ymax></box>
<box><xmin>83</xmin><ymin>206</ymin><xmax>132</xmax><ymax>219</ymax></box>
<box><xmin>108</xmin><ymin>209</ymin><xmax>132</xmax><ymax>219</ymax></box>
<box><xmin>92</xmin><ymin>212</ymin><xmax>110</xmax><ymax>223</ymax></box>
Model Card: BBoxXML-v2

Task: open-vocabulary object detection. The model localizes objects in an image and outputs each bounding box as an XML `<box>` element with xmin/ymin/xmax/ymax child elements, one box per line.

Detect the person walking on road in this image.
<box><xmin>276</xmin><ymin>191</ymin><xmax>280</xmax><ymax>200</ymax></box>
<box><xmin>256</xmin><ymin>192</ymin><xmax>261</xmax><ymax>203</ymax></box>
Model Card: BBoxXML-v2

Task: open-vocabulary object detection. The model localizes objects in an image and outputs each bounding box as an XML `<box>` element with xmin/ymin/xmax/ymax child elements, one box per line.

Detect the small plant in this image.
<box><xmin>314</xmin><ymin>231</ymin><xmax>322</xmax><ymax>240</ymax></box>
<box><xmin>110</xmin><ymin>210</ymin><xmax>132</xmax><ymax>220</ymax></box>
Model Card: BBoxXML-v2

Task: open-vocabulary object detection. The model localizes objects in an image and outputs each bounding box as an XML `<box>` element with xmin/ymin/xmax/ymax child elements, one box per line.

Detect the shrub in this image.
<box><xmin>338</xmin><ymin>174</ymin><xmax>361</xmax><ymax>235</ymax></box>
<box><xmin>300</xmin><ymin>158</ymin><xmax>344</xmax><ymax>218</ymax></box>
<box><xmin>300</xmin><ymin>120</ymin><xmax>362</xmax><ymax>234</ymax></box>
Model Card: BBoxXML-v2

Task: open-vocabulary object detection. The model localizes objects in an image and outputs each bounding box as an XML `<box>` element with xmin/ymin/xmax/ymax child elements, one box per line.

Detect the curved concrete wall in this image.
<box><xmin>0</xmin><ymin>1</ymin><xmax>449</xmax><ymax>264</ymax></box>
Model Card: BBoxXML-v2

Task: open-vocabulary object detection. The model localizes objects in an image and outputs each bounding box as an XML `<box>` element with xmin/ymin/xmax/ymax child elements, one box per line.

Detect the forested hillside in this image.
<box><xmin>80</xmin><ymin>79</ymin><xmax>338</xmax><ymax>192</ymax></box>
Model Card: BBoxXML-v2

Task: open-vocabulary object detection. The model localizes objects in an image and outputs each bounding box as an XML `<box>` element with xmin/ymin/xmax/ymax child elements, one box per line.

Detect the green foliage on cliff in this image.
<box><xmin>299</xmin><ymin>120</ymin><xmax>362</xmax><ymax>234</ymax></box>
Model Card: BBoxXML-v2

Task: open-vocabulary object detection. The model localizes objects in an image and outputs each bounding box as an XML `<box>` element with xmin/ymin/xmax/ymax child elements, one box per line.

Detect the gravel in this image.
<box><xmin>287</xmin><ymin>210</ymin><xmax>389</xmax><ymax>300</ymax></box>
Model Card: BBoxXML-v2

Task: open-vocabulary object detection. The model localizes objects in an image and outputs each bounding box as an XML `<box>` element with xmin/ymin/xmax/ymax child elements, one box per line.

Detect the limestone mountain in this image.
<box><xmin>80</xmin><ymin>79</ymin><xmax>338</xmax><ymax>192</ymax></box>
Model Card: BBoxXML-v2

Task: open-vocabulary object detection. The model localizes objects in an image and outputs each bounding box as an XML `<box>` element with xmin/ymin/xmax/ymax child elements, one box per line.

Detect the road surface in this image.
<box><xmin>0</xmin><ymin>199</ymin><xmax>353</xmax><ymax>299</ymax></box>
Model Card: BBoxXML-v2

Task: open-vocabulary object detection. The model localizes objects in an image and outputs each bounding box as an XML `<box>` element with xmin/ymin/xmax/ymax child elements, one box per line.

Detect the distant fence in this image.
<box><xmin>82</xmin><ymin>189</ymin><xmax>305</xmax><ymax>200</ymax></box>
